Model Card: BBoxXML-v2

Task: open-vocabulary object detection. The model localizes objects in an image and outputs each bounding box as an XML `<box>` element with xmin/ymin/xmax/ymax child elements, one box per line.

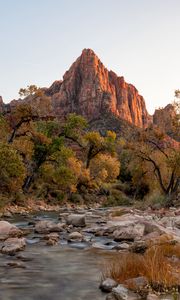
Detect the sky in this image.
<box><xmin>0</xmin><ymin>0</ymin><xmax>179</xmax><ymax>114</ymax></box>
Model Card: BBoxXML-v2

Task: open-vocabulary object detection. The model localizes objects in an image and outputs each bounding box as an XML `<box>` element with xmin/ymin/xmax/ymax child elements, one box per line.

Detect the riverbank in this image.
<box><xmin>0</xmin><ymin>206</ymin><xmax>179</xmax><ymax>299</ymax></box>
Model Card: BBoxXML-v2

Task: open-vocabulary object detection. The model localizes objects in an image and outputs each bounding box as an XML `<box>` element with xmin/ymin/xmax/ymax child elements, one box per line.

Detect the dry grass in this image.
<box><xmin>102</xmin><ymin>237</ymin><xmax>180</xmax><ymax>294</ymax></box>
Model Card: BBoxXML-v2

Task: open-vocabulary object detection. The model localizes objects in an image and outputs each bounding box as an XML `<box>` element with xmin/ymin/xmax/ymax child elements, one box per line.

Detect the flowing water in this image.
<box><xmin>0</xmin><ymin>212</ymin><xmax>109</xmax><ymax>300</ymax></box>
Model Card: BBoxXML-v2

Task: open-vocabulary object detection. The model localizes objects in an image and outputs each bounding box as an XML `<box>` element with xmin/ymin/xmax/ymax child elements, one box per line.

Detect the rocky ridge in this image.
<box><xmin>1</xmin><ymin>49</ymin><xmax>152</xmax><ymax>128</ymax></box>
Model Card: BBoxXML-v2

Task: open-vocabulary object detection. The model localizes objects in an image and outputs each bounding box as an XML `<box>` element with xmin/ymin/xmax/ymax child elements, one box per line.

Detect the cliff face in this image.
<box><xmin>2</xmin><ymin>49</ymin><xmax>151</xmax><ymax>128</ymax></box>
<box><xmin>45</xmin><ymin>49</ymin><xmax>151</xmax><ymax>127</ymax></box>
<box><xmin>153</xmin><ymin>104</ymin><xmax>179</xmax><ymax>141</ymax></box>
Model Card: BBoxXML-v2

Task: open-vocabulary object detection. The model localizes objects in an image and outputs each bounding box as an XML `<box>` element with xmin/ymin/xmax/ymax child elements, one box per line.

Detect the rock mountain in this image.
<box><xmin>1</xmin><ymin>49</ymin><xmax>152</xmax><ymax>127</ymax></box>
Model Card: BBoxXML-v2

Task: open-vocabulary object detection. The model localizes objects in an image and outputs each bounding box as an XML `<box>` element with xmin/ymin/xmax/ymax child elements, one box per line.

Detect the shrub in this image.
<box><xmin>103</xmin><ymin>189</ymin><xmax>132</xmax><ymax>207</ymax></box>
<box><xmin>102</xmin><ymin>238</ymin><xmax>180</xmax><ymax>295</ymax></box>
<box><xmin>70</xmin><ymin>193</ymin><xmax>83</xmax><ymax>204</ymax></box>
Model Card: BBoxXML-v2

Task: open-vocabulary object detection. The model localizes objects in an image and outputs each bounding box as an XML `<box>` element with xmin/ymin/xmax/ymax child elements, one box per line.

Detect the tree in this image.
<box><xmin>90</xmin><ymin>153</ymin><xmax>120</xmax><ymax>185</ymax></box>
<box><xmin>0</xmin><ymin>142</ymin><xmax>26</xmax><ymax>194</ymax></box>
<box><xmin>131</xmin><ymin>127</ymin><xmax>180</xmax><ymax>202</ymax></box>
<box><xmin>84</xmin><ymin>130</ymin><xmax>116</xmax><ymax>168</ymax></box>
<box><xmin>40</xmin><ymin>146</ymin><xmax>82</xmax><ymax>196</ymax></box>
<box><xmin>8</xmin><ymin>104</ymin><xmax>36</xmax><ymax>143</ymax></box>
<box><xmin>0</xmin><ymin>115</ymin><xmax>10</xmax><ymax>141</ymax></box>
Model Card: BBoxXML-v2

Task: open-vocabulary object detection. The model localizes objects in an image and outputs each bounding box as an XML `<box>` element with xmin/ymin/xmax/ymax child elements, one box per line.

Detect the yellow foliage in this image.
<box><xmin>90</xmin><ymin>153</ymin><xmax>120</xmax><ymax>183</ymax></box>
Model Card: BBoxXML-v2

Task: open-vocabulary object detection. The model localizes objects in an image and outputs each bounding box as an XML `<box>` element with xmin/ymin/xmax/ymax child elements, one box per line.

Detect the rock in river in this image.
<box><xmin>35</xmin><ymin>220</ymin><xmax>65</xmax><ymax>234</ymax></box>
<box><xmin>99</xmin><ymin>278</ymin><xmax>118</xmax><ymax>292</ymax></box>
<box><xmin>1</xmin><ymin>237</ymin><xmax>26</xmax><ymax>255</ymax></box>
<box><xmin>66</xmin><ymin>214</ymin><xmax>86</xmax><ymax>227</ymax></box>
<box><xmin>0</xmin><ymin>221</ymin><xmax>22</xmax><ymax>240</ymax></box>
<box><xmin>67</xmin><ymin>232</ymin><xmax>84</xmax><ymax>242</ymax></box>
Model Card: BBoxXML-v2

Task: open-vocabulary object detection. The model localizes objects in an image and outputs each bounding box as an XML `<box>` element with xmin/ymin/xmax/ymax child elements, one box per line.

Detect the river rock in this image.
<box><xmin>44</xmin><ymin>232</ymin><xmax>60</xmax><ymax>245</ymax></box>
<box><xmin>67</xmin><ymin>232</ymin><xmax>83</xmax><ymax>242</ymax></box>
<box><xmin>113</xmin><ymin>242</ymin><xmax>130</xmax><ymax>250</ymax></box>
<box><xmin>0</xmin><ymin>221</ymin><xmax>22</xmax><ymax>240</ymax></box>
<box><xmin>99</xmin><ymin>278</ymin><xmax>118</xmax><ymax>292</ymax></box>
<box><xmin>35</xmin><ymin>220</ymin><xmax>65</xmax><ymax>233</ymax></box>
<box><xmin>66</xmin><ymin>214</ymin><xmax>86</xmax><ymax>227</ymax></box>
<box><xmin>3</xmin><ymin>211</ymin><xmax>13</xmax><ymax>218</ymax></box>
<box><xmin>1</xmin><ymin>237</ymin><xmax>26</xmax><ymax>255</ymax></box>
<box><xmin>130</xmin><ymin>241</ymin><xmax>148</xmax><ymax>253</ymax></box>
<box><xmin>174</xmin><ymin>216</ymin><xmax>180</xmax><ymax>229</ymax></box>
<box><xmin>113</xmin><ymin>223</ymin><xmax>145</xmax><ymax>242</ymax></box>
<box><xmin>110</xmin><ymin>284</ymin><xmax>140</xmax><ymax>300</ymax></box>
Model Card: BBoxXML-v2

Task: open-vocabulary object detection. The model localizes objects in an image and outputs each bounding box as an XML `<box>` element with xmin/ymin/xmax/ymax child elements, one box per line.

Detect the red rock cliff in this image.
<box><xmin>4</xmin><ymin>49</ymin><xmax>151</xmax><ymax>128</ymax></box>
<box><xmin>46</xmin><ymin>49</ymin><xmax>151</xmax><ymax>127</ymax></box>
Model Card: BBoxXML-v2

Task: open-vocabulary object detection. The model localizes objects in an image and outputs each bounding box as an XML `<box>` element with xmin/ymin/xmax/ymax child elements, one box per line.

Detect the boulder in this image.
<box><xmin>110</xmin><ymin>284</ymin><xmax>140</xmax><ymax>300</ymax></box>
<box><xmin>130</xmin><ymin>241</ymin><xmax>148</xmax><ymax>254</ymax></box>
<box><xmin>67</xmin><ymin>232</ymin><xmax>83</xmax><ymax>242</ymax></box>
<box><xmin>113</xmin><ymin>242</ymin><xmax>130</xmax><ymax>250</ymax></box>
<box><xmin>113</xmin><ymin>223</ymin><xmax>145</xmax><ymax>242</ymax></box>
<box><xmin>99</xmin><ymin>278</ymin><xmax>118</xmax><ymax>292</ymax></box>
<box><xmin>35</xmin><ymin>220</ymin><xmax>65</xmax><ymax>234</ymax></box>
<box><xmin>174</xmin><ymin>216</ymin><xmax>180</xmax><ymax>229</ymax></box>
<box><xmin>0</xmin><ymin>221</ymin><xmax>22</xmax><ymax>240</ymax></box>
<box><xmin>66</xmin><ymin>214</ymin><xmax>86</xmax><ymax>227</ymax></box>
<box><xmin>1</xmin><ymin>237</ymin><xmax>26</xmax><ymax>255</ymax></box>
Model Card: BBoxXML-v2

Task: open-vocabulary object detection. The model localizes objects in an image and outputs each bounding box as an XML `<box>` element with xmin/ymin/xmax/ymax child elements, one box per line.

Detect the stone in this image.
<box><xmin>67</xmin><ymin>232</ymin><xmax>83</xmax><ymax>242</ymax></box>
<box><xmin>113</xmin><ymin>243</ymin><xmax>130</xmax><ymax>250</ymax></box>
<box><xmin>3</xmin><ymin>211</ymin><xmax>13</xmax><ymax>218</ymax></box>
<box><xmin>153</xmin><ymin>104</ymin><xmax>178</xmax><ymax>140</ymax></box>
<box><xmin>174</xmin><ymin>216</ymin><xmax>180</xmax><ymax>229</ymax></box>
<box><xmin>113</xmin><ymin>223</ymin><xmax>145</xmax><ymax>242</ymax></box>
<box><xmin>66</xmin><ymin>214</ymin><xmax>86</xmax><ymax>227</ymax></box>
<box><xmin>44</xmin><ymin>232</ymin><xmax>59</xmax><ymax>246</ymax></box>
<box><xmin>130</xmin><ymin>241</ymin><xmax>148</xmax><ymax>254</ymax></box>
<box><xmin>46</xmin><ymin>239</ymin><xmax>58</xmax><ymax>246</ymax></box>
<box><xmin>0</xmin><ymin>221</ymin><xmax>22</xmax><ymax>240</ymax></box>
<box><xmin>1</xmin><ymin>237</ymin><xmax>26</xmax><ymax>255</ymax></box>
<box><xmin>35</xmin><ymin>220</ymin><xmax>65</xmax><ymax>233</ymax></box>
<box><xmin>111</xmin><ymin>284</ymin><xmax>140</xmax><ymax>300</ymax></box>
<box><xmin>99</xmin><ymin>278</ymin><xmax>118</xmax><ymax>292</ymax></box>
<box><xmin>44</xmin><ymin>232</ymin><xmax>59</xmax><ymax>241</ymax></box>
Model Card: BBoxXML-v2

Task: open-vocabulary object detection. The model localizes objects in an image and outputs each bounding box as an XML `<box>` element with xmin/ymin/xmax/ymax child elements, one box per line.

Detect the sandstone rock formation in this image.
<box><xmin>153</xmin><ymin>104</ymin><xmax>179</xmax><ymax>141</ymax></box>
<box><xmin>46</xmin><ymin>49</ymin><xmax>151</xmax><ymax>127</ymax></box>
<box><xmin>1</xmin><ymin>49</ymin><xmax>151</xmax><ymax>128</ymax></box>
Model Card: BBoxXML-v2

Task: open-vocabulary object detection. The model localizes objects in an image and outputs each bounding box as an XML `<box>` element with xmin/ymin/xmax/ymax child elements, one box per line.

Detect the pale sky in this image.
<box><xmin>0</xmin><ymin>0</ymin><xmax>179</xmax><ymax>114</ymax></box>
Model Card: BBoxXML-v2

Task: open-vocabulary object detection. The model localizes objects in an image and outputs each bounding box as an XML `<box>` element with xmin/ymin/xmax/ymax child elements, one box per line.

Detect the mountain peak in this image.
<box><xmin>47</xmin><ymin>49</ymin><xmax>151</xmax><ymax>127</ymax></box>
<box><xmin>81</xmin><ymin>48</ymin><xmax>96</xmax><ymax>56</ymax></box>
<box><xmin>5</xmin><ymin>49</ymin><xmax>152</xmax><ymax>128</ymax></box>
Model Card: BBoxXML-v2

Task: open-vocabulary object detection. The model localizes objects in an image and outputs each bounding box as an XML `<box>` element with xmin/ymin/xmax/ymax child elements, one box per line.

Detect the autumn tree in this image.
<box><xmin>0</xmin><ymin>142</ymin><xmax>26</xmax><ymax>194</ymax></box>
<box><xmin>90</xmin><ymin>153</ymin><xmax>120</xmax><ymax>186</ymax></box>
<box><xmin>131</xmin><ymin>127</ymin><xmax>180</xmax><ymax>203</ymax></box>
<box><xmin>40</xmin><ymin>146</ymin><xmax>82</xmax><ymax>197</ymax></box>
<box><xmin>84</xmin><ymin>130</ymin><xmax>116</xmax><ymax>168</ymax></box>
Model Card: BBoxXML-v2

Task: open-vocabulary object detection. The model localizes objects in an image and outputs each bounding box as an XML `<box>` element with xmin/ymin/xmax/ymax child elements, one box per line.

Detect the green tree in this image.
<box><xmin>0</xmin><ymin>142</ymin><xmax>26</xmax><ymax>194</ymax></box>
<box><xmin>90</xmin><ymin>153</ymin><xmax>120</xmax><ymax>185</ymax></box>
<box><xmin>84</xmin><ymin>130</ymin><xmax>116</xmax><ymax>168</ymax></box>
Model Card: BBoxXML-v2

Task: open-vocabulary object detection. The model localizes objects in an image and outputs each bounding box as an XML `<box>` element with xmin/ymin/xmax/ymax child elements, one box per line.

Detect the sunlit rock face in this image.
<box><xmin>2</xmin><ymin>49</ymin><xmax>151</xmax><ymax>128</ymax></box>
<box><xmin>46</xmin><ymin>49</ymin><xmax>151</xmax><ymax>127</ymax></box>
